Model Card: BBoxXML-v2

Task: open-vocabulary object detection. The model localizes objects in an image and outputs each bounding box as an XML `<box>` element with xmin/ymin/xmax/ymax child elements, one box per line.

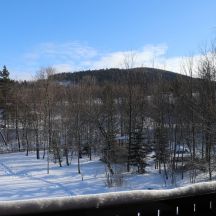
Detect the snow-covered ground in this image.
<box><xmin>0</xmin><ymin>152</ymin><xmax>212</xmax><ymax>201</ymax></box>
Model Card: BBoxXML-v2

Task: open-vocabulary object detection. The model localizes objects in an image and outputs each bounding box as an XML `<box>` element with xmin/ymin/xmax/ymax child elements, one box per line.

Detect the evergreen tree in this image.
<box><xmin>129</xmin><ymin>129</ymin><xmax>147</xmax><ymax>173</ymax></box>
<box><xmin>0</xmin><ymin>65</ymin><xmax>10</xmax><ymax>82</ymax></box>
<box><xmin>0</xmin><ymin>65</ymin><xmax>11</xmax><ymax>134</ymax></box>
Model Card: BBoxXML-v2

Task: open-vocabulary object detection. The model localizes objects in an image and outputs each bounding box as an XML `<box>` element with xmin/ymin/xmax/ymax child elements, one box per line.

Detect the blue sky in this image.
<box><xmin>0</xmin><ymin>0</ymin><xmax>216</xmax><ymax>80</ymax></box>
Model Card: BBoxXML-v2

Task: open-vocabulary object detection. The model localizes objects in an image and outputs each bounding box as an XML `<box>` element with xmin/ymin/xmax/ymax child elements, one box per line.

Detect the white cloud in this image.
<box><xmin>54</xmin><ymin>64</ymin><xmax>74</xmax><ymax>73</ymax></box>
<box><xmin>37</xmin><ymin>42</ymin><xmax>98</xmax><ymax>59</ymax></box>
<box><xmin>22</xmin><ymin>42</ymin><xmax>98</xmax><ymax>69</ymax></box>
<box><xmin>90</xmin><ymin>44</ymin><xmax>168</xmax><ymax>69</ymax></box>
<box><xmin>87</xmin><ymin>43</ymin><xmax>196</xmax><ymax>75</ymax></box>
<box><xmin>10</xmin><ymin>68</ymin><xmax>34</xmax><ymax>81</ymax></box>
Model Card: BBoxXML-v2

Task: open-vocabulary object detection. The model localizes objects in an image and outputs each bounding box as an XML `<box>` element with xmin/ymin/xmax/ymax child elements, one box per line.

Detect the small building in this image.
<box><xmin>114</xmin><ymin>134</ymin><xmax>129</xmax><ymax>147</ymax></box>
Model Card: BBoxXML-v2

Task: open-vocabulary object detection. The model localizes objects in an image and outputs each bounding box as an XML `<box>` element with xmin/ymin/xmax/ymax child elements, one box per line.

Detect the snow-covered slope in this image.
<box><xmin>0</xmin><ymin>152</ymin><xmax>214</xmax><ymax>202</ymax></box>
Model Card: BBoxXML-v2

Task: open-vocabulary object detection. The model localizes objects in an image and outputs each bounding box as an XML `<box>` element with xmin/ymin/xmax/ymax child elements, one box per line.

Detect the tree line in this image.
<box><xmin>1</xmin><ymin>46</ymin><xmax>216</xmax><ymax>184</ymax></box>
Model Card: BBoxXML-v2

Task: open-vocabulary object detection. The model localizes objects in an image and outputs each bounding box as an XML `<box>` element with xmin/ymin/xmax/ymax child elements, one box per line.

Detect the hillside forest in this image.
<box><xmin>1</xmin><ymin>49</ymin><xmax>216</xmax><ymax>186</ymax></box>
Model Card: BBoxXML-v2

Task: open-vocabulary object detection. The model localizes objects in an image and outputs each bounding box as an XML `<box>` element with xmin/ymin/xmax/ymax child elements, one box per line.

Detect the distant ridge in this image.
<box><xmin>51</xmin><ymin>67</ymin><xmax>193</xmax><ymax>85</ymax></box>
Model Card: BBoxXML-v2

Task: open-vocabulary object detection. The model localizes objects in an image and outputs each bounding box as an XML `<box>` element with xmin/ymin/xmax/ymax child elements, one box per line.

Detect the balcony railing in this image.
<box><xmin>1</xmin><ymin>181</ymin><xmax>216</xmax><ymax>216</ymax></box>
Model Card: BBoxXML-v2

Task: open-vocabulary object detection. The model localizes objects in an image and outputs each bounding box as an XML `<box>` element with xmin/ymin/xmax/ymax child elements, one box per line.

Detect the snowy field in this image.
<box><xmin>0</xmin><ymin>152</ymin><xmax>212</xmax><ymax>201</ymax></box>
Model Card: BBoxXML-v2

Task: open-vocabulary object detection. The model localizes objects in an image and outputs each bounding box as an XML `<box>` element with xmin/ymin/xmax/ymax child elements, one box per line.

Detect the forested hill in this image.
<box><xmin>51</xmin><ymin>67</ymin><xmax>191</xmax><ymax>85</ymax></box>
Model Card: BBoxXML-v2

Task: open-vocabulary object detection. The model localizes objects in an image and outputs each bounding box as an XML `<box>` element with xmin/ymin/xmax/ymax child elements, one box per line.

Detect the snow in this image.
<box><xmin>0</xmin><ymin>181</ymin><xmax>216</xmax><ymax>215</ymax></box>
<box><xmin>0</xmin><ymin>152</ymin><xmax>214</xmax><ymax>202</ymax></box>
<box><xmin>114</xmin><ymin>134</ymin><xmax>128</xmax><ymax>140</ymax></box>
<box><xmin>175</xmin><ymin>144</ymin><xmax>190</xmax><ymax>154</ymax></box>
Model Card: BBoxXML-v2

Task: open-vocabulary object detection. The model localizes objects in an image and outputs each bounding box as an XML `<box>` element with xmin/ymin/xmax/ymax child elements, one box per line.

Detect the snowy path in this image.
<box><xmin>0</xmin><ymin>162</ymin><xmax>15</xmax><ymax>176</ymax></box>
